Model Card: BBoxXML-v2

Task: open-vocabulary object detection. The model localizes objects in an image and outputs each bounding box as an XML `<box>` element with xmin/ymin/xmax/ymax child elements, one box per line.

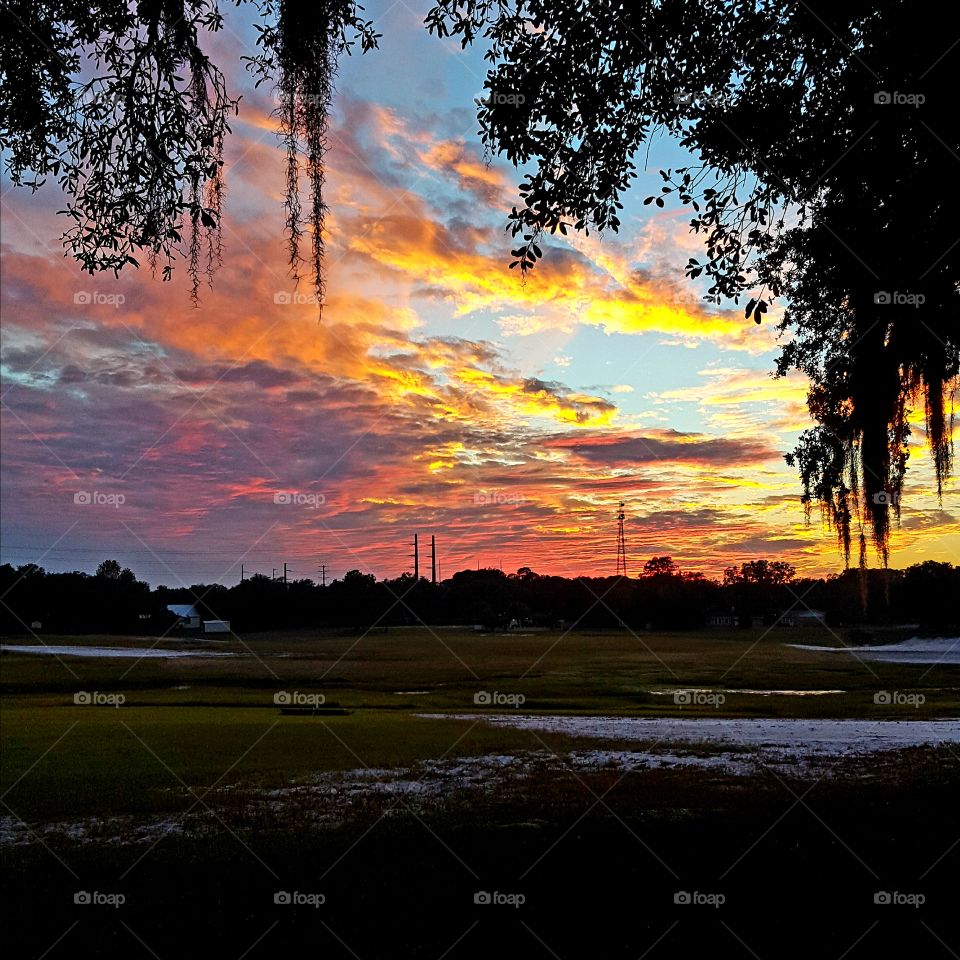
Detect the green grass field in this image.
<box><xmin>2</xmin><ymin>628</ymin><xmax>958</xmax><ymax>957</ymax></box>
<box><xmin>2</xmin><ymin>627</ymin><xmax>957</xmax><ymax>818</ymax></box>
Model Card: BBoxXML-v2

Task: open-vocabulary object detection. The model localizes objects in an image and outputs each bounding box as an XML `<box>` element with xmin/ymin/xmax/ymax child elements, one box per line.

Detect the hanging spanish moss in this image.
<box><xmin>246</xmin><ymin>0</ymin><xmax>379</xmax><ymax>311</ymax></box>
<box><xmin>183</xmin><ymin>12</ymin><xmax>229</xmax><ymax>305</ymax></box>
<box><xmin>770</xmin><ymin>125</ymin><xmax>959</xmax><ymax>569</ymax></box>
<box><xmin>785</xmin><ymin>311</ymin><xmax>956</xmax><ymax>570</ymax></box>
<box><xmin>9</xmin><ymin>0</ymin><xmax>239</xmax><ymax>303</ymax></box>
<box><xmin>1</xmin><ymin>0</ymin><xmax>377</xmax><ymax>307</ymax></box>
<box><xmin>275</xmin><ymin>0</ymin><xmax>339</xmax><ymax>306</ymax></box>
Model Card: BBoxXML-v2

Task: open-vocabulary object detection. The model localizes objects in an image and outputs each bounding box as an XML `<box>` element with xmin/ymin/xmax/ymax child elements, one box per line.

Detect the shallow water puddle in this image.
<box><xmin>423</xmin><ymin>714</ymin><xmax>960</xmax><ymax>756</ymax></box>
<box><xmin>0</xmin><ymin>644</ymin><xmax>237</xmax><ymax>659</ymax></box>
<box><xmin>787</xmin><ymin>636</ymin><xmax>960</xmax><ymax>664</ymax></box>
<box><xmin>648</xmin><ymin>688</ymin><xmax>845</xmax><ymax>697</ymax></box>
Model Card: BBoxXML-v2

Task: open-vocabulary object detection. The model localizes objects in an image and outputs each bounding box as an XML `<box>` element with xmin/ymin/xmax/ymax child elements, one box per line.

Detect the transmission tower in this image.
<box><xmin>615</xmin><ymin>501</ymin><xmax>628</xmax><ymax>577</ymax></box>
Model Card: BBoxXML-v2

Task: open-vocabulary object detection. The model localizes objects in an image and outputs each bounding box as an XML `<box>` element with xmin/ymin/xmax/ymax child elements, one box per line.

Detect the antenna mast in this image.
<box><xmin>616</xmin><ymin>501</ymin><xmax>628</xmax><ymax>577</ymax></box>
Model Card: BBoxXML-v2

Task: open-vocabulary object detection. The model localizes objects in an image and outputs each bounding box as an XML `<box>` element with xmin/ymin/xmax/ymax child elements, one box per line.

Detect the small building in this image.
<box><xmin>167</xmin><ymin>604</ymin><xmax>201</xmax><ymax>630</ymax></box>
<box><xmin>202</xmin><ymin>620</ymin><xmax>231</xmax><ymax>634</ymax></box>
<box><xmin>794</xmin><ymin>609</ymin><xmax>827</xmax><ymax>626</ymax></box>
<box><xmin>777</xmin><ymin>609</ymin><xmax>826</xmax><ymax>627</ymax></box>
<box><xmin>706</xmin><ymin>608</ymin><xmax>737</xmax><ymax>628</ymax></box>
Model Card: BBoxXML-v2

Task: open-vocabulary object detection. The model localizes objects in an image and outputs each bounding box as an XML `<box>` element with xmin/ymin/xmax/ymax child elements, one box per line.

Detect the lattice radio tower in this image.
<box><xmin>615</xmin><ymin>501</ymin><xmax>628</xmax><ymax>577</ymax></box>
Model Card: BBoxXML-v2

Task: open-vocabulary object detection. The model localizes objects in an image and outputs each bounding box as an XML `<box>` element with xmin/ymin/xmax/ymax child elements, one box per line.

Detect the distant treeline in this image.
<box><xmin>1</xmin><ymin>557</ymin><xmax>957</xmax><ymax>636</ymax></box>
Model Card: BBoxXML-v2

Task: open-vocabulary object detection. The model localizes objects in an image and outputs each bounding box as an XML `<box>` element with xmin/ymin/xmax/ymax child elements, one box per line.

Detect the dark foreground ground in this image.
<box><xmin>5</xmin><ymin>752</ymin><xmax>958</xmax><ymax>958</ymax></box>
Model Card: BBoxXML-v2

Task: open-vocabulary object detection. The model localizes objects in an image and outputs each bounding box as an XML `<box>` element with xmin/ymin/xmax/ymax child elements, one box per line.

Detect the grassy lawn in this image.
<box><xmin>2</xmin><ymin>628</ymin><xmax>957</xmax><ymax>819</ymax></box>
<box><xmin>2</xmin><ymin>628</ymin><xmax>958</xmax><ymax>957</ymax></box>
<box><xmin>3</xmin><ymin>625</ymin><xmax>956</xmax><ymax>704</ymax></box>
<box><xmin>0</xmin><ymin>707</ymin><xmax>586</xmax><ymax>820</ymax></box>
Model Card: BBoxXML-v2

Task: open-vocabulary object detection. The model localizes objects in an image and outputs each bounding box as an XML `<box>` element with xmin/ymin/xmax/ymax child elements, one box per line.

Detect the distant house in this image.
<box><xmin>167</xmin><ymin>604</ymin><xmax>201</xmax><ymax>630</ymax></box>
<box><xmin>202</xmin><ymin>620</ymin><xmax>231</xmax><ymax>635</ymax></box>
<box><xmin>706</xmin><ymin>608</ymin><xmax>737</xmax><ymax>628</ymax></box>
<box><xmin>777</xmin><ymin>609</ymin><xmax>827</xmax><ymax>628</ymax></box>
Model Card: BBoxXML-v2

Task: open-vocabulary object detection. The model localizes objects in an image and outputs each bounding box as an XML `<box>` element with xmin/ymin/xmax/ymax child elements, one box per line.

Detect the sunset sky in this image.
<box><xmin>1</xmin><ymin>1</ymin><xmax>957</xmax><ymax>586</ymax></box>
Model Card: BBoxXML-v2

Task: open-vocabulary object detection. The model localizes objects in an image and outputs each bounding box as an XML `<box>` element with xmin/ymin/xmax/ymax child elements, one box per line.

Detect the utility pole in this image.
<box><xmin>240</xmin><ymin>563</ymin><xmax>244</xmax><ymax>582</ymax></box>
<box><xmin>272</xmin><ymin>567</ymin><xmax>278</xmax><ymax>581</ymax></box>
<box><xmin>318</xmin><ymin>563</ymin><xmax>326</xmax><ymax>587</ymax></box>
<box><xmin>413</xmin><ymin>534</ymin><xmax>419</xmax><ymax>581</ymax></box>
<box><xmin>431</xmin><ymin>535</ymin><xmax>436</xmax><ymax>585</ymax></box>
<box><xmin>283</xmin><ymin>562</ymin><xmax>289</xmax><ymax>586</ymax></box>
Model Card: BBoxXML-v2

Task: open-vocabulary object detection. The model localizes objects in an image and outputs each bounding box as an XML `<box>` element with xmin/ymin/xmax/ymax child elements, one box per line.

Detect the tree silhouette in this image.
<box><xmin>642</xmin><ymin>556</ymin><xmax>679</xmax><ymax>577</ymax></box>
<box><xmin>2</xmin><ymin>0</ymin><xmax>237</xmax><ymax>300</ymax></box>
<box><xmin>95</xmin><ymin>558</ymin><xmax>123</xmax><ymax>580</ymax></box>
<box><xmin>723</xmin><ymin>560</ymin><xmax>796</xmax><ymax>587</ymax></box>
